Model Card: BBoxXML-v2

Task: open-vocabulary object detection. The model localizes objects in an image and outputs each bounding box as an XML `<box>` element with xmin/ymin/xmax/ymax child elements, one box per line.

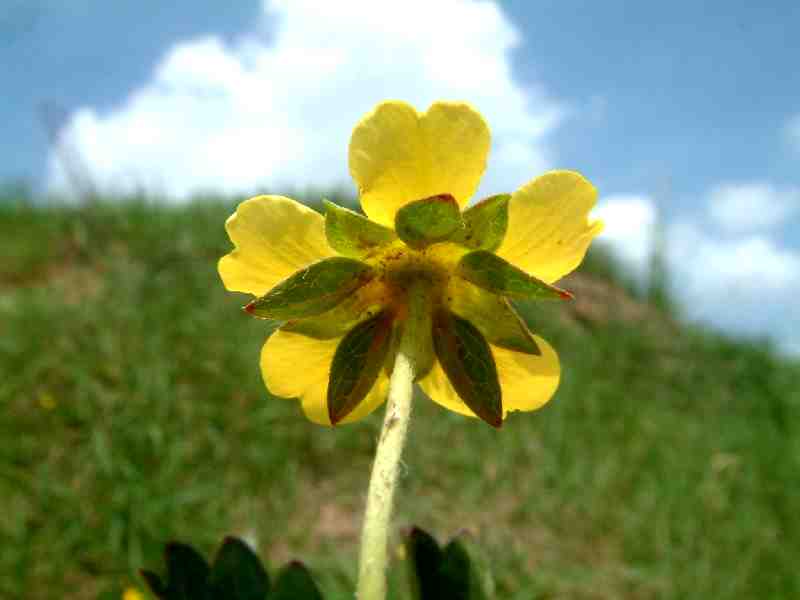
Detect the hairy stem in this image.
<box><xmin>356</xmin><ymin>284</ymin><xmax>428</xmax><ymax>599</ymax></box>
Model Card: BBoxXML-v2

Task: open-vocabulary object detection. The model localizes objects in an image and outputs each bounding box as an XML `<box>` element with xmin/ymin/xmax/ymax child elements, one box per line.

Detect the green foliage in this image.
<box><xmin>406</xmin><ymin>528</ymin><xmax>491</xmax><ymax>600</ymax></box>
<box><xmin>2</xmin><ymin>198</ymin><xmax>799</xmax><ymax>599</ymax></box>
<box><xmin>457</xmin><ymin>251</ymin><xmax>570</xmax><ymax>301</ymax></box>
<box><xmin>141</xmin><ymin>537</ymin><xmax>321</xmax><ymax>600</ymax></box>
<box><xmin>395</xmin><ymin>194</ymin><xmax>463</xmax><ymax>248</ymax></box>
<box><xmin>245</xmin><ymin>257</ymin><xmax>374</xmax><ymax>320</ymax></box>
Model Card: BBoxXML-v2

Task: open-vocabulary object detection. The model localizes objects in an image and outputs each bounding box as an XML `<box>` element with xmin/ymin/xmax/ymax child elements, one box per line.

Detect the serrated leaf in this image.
<box><xmin>452</xmin><ymin>194</ymin><xmax>509</xmax><ymax>252</ymax></box>
<box><xmin>324</xmin><ymin>200</ymin><xmax>397</xmax><ymax>258</ymax></box>
<box><xmin>433</xmin><ymin>310</ymin><xmax>502</xmax><ymax>427</ymax></box>
<box><xmin>448</xmin><ymin>277</ymin><xmax>540</xmax><ymax>355</ymax></box>
<box><xmin>439</xmin><ymin>539</ymin><xmax>488</xmax><ymax>600</ymax></box>
<box><xmin>457</xmin><ymin>251</ymin><xmax>573</xmax><ymax>301</ymax></box>
<box><xmin>270</xmin><ymin>561</ymin><xmax>324</xmax><ymax>600</ymax></box>
<box><xmin>144</xmin><ymin>543</ymin><xmax>210</xmax><ymax>600</ymax></box>
<box><xmin>208</xmin><ymin>537</ymin><xmax>269</xmax><ymax>600</ymax></box>
<box><xmin>395</xmin><ymin>194</ymin><xmax>463</xmax><ymax>249</ymax></box>
<box><xmin>406</xmin><ymin>527</ymin><xmax>445</xmax><ymax>600</ymax></box>
<box><xmin>140</xmin><ymin>570</ymin><xmax>167</xmax><ymax>598</ymax></box>
<box><xmin>328</xmin><ymin>311</ymin><xmax>393</xmax><ymax>424</ymax></box>
<box><xmin>245</xmin><ymin>257</ymin><xmax>374</xmax><ymax>320</ymax></box>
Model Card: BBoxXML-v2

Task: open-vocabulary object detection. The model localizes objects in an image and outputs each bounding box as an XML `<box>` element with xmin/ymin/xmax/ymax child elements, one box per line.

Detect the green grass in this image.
<box><xmin>1</xmin><ymin>198</ymin><xmax>798</xmax><ymax>599</ymax></box>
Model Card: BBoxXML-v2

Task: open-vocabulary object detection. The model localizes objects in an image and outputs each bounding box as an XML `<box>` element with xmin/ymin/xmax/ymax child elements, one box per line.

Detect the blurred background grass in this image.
<box><xmin>1</xmin><ymin>192</ymin><xmax>798</xmax><ymax>600</ymax></box>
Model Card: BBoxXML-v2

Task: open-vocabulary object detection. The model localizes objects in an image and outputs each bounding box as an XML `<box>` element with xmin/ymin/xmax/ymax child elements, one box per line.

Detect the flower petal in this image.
<box><xmin>219</xmin><ymin>195</ymin><xmax>335</xmax><ymax>296</ymax></box>
<box><xmin>419</xmin><ymin>335</ymin><xmax>560</xmax><ymax>419</ymax></box>
<box><xmin>260</xmin><ymin>328</ymin><xmax>388</xmax><ymax>425</ymax></box>
<box><xmin>496</xmin><ymin>171</ymin><xmax>603</xmax><ymax>283</ymax></box>
<box><xmin>492</xmin><ymin>336</ymin><xmax>560</xmax><ymax>414</ymax></box>
<box><xmin>349</xmin><ymin>101</ymin><xmax>490</xmax><ymax>227</ymax></box>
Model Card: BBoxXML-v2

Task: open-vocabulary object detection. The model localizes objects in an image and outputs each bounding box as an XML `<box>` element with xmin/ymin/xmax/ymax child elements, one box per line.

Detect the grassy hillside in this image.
<box><xmin>1</xmin><ymin>198</ymin><xmax>798</xmax><ymax>599</ymax></box>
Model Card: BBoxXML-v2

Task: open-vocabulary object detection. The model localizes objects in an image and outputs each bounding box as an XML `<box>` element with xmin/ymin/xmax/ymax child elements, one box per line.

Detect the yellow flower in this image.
<box><xmin>219</xmin><ymin>101</ymin><xmax>602</xmax><ymax>427</ymax></box>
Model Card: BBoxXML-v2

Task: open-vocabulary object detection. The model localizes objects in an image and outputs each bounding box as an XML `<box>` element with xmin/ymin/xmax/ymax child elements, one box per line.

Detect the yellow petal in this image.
<box><xmin>260</xmin><ymin>329</ymin><xmax>388</xmax><ymax>425</ymax></box>
<box><xmin>493</xmin><ymin>336</ymin><xmax>560</xmax><ymax>414</ymax></box>
<box><xmin>496</xmin><ymin>171</ymin><xmax>604</xmax><ymax>284</ymax></box>
<box><xmin>349</xmin><ymin>101</ymin><xmax>490</xmax><ymax>227</ymax></box>
<box><xmin>419</xmin><ymin>336</ymin><xmax>560</xmax><ymax>419</ymax></box>
<box><xmin>218</xmin><ymin>195</ymin><xmax>335</xmax><ymax>296</ymax></box>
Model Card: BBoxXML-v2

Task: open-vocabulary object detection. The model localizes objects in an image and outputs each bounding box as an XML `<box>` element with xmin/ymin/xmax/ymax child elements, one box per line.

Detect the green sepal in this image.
<box><xmin>448</xmin><ymin>278</ymin><xmax>540</xmax><ymax>355</ymax></box>
<box><xmin>395</xmin><ymin>194</ymin><xmax>463</xmax><ymax>249</ymax></box>
<box><xmin>457</xmin><ymin>251</ymin><xmax>573</xmax><ymax>301</ymax></box>
<box><xmin>208</xmin><ymin>537</ymin><xmax>269</xmax><ymax>600</ymax></box>
<box><xmin>245</xmin><ymin>257</ymin><xmax>374</xmax><ymax>321</ymax></box>
<box><xmin>270</xmin><ymin>561</ymin><xmax>325</xmax><ymax>600</ymax></box>
<box><xmin>406</xmin><ymin>527</ymin><xmax>492</xmax><ymax>600</ymax></box>
<box><xmin>432</xmin><ymin>309</ymin><xmax>503</xmax><ymax>428</ymax></box>
<box><xmin>323</xmin><ymin>200</ymin><xmax>397</xmax><ymax>258</ymax></box>
<box><xmin>452</xmin><ymin>194</ymin><xmax>509</xmax><ymax>252</ymax></box>
<box><xmin>280</xmin><ymin>292</ymin><xmax>385</xmax><ymax>340</ymax></box>
<box><xmin>327</xmin><ymin>311</ymin><xmax>393</xmax><ymax>424</ymax></box>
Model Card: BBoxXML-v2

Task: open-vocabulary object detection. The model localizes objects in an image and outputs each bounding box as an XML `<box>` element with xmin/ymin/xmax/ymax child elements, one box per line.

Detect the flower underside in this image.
<box><xmin>244</xmin><ymin>191</ymin><xmax>570</xmax><ymax>427</ymax></box>
<box><xmin>219</xmin><ymin>100</ymin><xmax>603</xmax><ymax>428</ymax></box>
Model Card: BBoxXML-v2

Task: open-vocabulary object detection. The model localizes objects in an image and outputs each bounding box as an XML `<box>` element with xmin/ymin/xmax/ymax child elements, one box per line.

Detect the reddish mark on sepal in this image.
<box><xmin>558</xmin><ymin>290</ymin><xmax>574</xmax><ymax>300</ymax></box>
<box><xmin>243</xmin><ymin>302</ymin><xmax>256</xmax><ymax>314</ymax></box>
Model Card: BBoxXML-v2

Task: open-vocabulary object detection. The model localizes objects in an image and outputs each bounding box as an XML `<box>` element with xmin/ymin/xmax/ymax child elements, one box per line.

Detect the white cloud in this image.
<box><xmin>707</xmin><ymin>182</ymin><xmax>799</xmax><ymax>232</ymax></box>
<box><xmin>47</xmin><ymin>0</ymin><xmax>565</xmax><ymax>200</ymax></box>
<box><xmin>593</xmin><ymin>194</ymin><xmax>657</xmax><ymax>279</ymax></box>
<box><xmin>593</xmin><ymin>191</ymin><xmax>800</xmax><ymax>354</ymax></box>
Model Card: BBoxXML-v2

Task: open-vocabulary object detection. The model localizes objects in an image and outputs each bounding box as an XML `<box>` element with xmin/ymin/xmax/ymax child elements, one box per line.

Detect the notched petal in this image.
<box><xmin>245</xmin><ymin>257</ymin><xmax>374</xmax><ymax>320</ymax></box>
<box><xmin>457</xmin><ymin>250</ymin><xmax>573</xmax><ymax>301</ymax></box>
<box><xmin>395</xmin><ymin>194</ymin><xmax>463</xmax><ymax>249</ymax></box>
<box><xmin>323</xmin><ymin>199</ymin><xmax>397</xmax><ymax>258</ymax></box>
<box><xmin>432</xmin><ymin>309</ymin><xmax>502</xmax><ymax>427</ymax></box>
<box><xmin>328</xmin><ymin>311</ymin><xmax>393</xmax><ymax>424</ymax></box>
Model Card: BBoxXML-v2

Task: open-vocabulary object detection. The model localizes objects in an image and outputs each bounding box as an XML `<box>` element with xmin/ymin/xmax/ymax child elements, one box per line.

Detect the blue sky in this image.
<box><xmin>2</xmin><ymin>0</ymin><xmax>799</xmax><ymax>353</ymax></box>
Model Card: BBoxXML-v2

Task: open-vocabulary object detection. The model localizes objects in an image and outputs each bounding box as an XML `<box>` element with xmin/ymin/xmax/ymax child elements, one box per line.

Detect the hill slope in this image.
<box><xmin>1</xmin><ymin>199</ymin><xmax>798</xmax><ymax>599</ymax></box>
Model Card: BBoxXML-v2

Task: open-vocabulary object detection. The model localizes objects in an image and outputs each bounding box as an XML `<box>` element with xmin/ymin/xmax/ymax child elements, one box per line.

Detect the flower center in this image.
<box><xmin>367</xmin><ymin>241</ymin><xmax>468</xmax><ymax>317</ymax></box>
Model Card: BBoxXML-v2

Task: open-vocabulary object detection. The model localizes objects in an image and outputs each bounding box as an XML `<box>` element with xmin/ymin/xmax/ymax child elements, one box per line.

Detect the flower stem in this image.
<box><xmin>356</xmin><ymin>283</ymin><xmax>428</xmax><ymax>600</ymax></box>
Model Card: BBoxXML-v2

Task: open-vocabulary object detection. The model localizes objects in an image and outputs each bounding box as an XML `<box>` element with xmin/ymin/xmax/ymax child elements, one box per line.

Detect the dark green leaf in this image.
<box><xmin>406</xmin><ymin>527</ymin><xmax>444</xmax><ymax>600</ymax></box>
<box><xmin>328</xmin><ymin>311</ymin><xmax>393</xmax><ymax>424</ymax></box>
<box><xmin>395</xmin><ymin>194</ymin><xmax>463</xmax><ymax>249</ymax></box>
<box><xmin>452</xmin><ymin>194</ymin><xmax>509</xmax><ymax>252</ymax></box>
<box><xmin>439</xmin><ymin>538</ymin><xmax>488</xmax><ymax>600</ymax></box>
<box><xmin>324</xmin><ymin>200</ymin><xmax>397</xmax><ymax>258</ymax></box>
<box><xmin>245</xmin><ymin>257</ymin><xmax>374</xmax><ymax>320</ymax></box>
<box><xmin>433</xmin><ymin>310</ymin><xmax>502</xmax><ymax>427</ymax></box>
<box><xmin>270</xmin><ymin>561</ymin><xmax>324</xmax><ymax>600</ymax></box>
<box><xmin>208</xmin><ymin>537</ymin><xmax>269</xmax><ymax>600</ymax></box>
<box><xmin>140</xmin><ymin>570</ymin><xmax>167</xmax><ymax>599</ymax></box>
<box><xmin>457</xmin><ymin>251</ymin><xmax>572</xmax><ymax>301</ymax></box>
<box><xmin>448</xmin><ymin>278</ymin><xmax>540</xmax><ymax>355</ymax></box>
<box><xmin>148</xmin><ymin>542</ymin><xmax>211</xmax><ymax>600</ymax></box>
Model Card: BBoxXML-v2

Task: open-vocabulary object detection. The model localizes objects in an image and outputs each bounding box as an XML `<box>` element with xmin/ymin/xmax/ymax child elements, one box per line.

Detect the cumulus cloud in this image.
<box><xmin>593</xmin><ymin>194</ymin><xmax>657</xmax><ymax>279</ymax></box>
<box><xmin>707</xmin><ymin>182</ymin><xmax>799</xmax><ymax>232</ymax></box>
<box><xmin>593</xmin><ymin>190</ymin><xmax>800</xmax><ymax>353</ymax></box>
<box><xmin>47</xmin><ymin>0</ymin><xmax>565</xmax><ymax>200</ymax></box>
